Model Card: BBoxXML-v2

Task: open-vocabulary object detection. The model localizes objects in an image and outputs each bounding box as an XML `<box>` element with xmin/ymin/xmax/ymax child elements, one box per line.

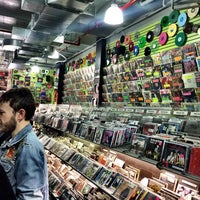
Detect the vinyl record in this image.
<box><xmin>106</xmin><ymin>57</ymin><xmax>111</xmax><ymax>66</ymax></box>
<box><xmin>124</xmin><ymin>35</ymin><xmax>131</xmax><ymax>45</ymax></box>
<box><xmin>169</xmin><ymin>10</ymin><xmax>180</xmax><ymax>23</ymax></box>
<box><xmin>175</xmin><ymin>32</ymin><xmax>187</xmax><ymax>47</ymax></box>
<box><xmin>129</xmin><ymin>41</ymin><xmax>134</xmax><ymax>52</ymax></box>
<box><xmin>138</xmin><ymin>36</ymin><xmax>146</xmax><ymax>48</ymax></box>
<box><xmin>177</xmin><ymin>12</ymin><xmax>188</xmax><ymax>27</ymax></box>
<box><xmin>167</xmin><ymin>23</ymin><xmax>178</xmax><ymax>37</ymax></box>
<box><xmin>144</xmin><ymin>47</ymin><xmax>151</xmax><ymax>56</ymax></box>
<box><xmin>120</xmin><ymin>35</ymin><xmax>125</xmax><ymax>43</ymax></box>
<box><xmin>187</xmin><ymin>7</ymin><xmax>199</xmax><ymax>19</ymax></box>
<box><xmin>192</xmin><ymin>24</ymin><xmax>200</xmax><ymax>33</ymax></box>
<box><xmin>134</xmin><ymin>31</ymin><xmax>140</xmax><ymax>41</ymax></box>
<box><xmin>160</xmin><ymin>16</ymin><xmax>169</xmax><ymax>27</ymax></box>
<box><xmin>106</xmin><ymin>48</ymin><xmax>111</xmax><ymax>55</ymax></box>
<box><xmin>198</xmin><ymin>28</ymin><xmax>200</xmax><ymax>35</ymax></box>
<box><xmin>154</xmin><ymin>24</ymin><xmax>162</xmax><ymax>36</ymax></box>
<box><xmin>158</xmin><ymin>32</ymin><xmax>168</xmax><ymax>46</ymax></box>
<box><xmin>116</xmin><ymin>40</ymin><xmax>120</xmax><ymax>47</ymax></box>
<box><xmin>183</xmin><ymin>22</ymin><xmax>193</xmax><ymax>34</ymax></box>
<box><xmin>124</xmin><ymin>51</ymin><xmax>130</xmax><ymax>61</ymax></box>
<box><xmin>151</xmin><ymin>41</ymin><xmax>159</xmax><ymax>52</ymax></box>
<box><xmin>112</xmin><ymin>47</ymin><xmax>117</xmax><ymax>55</ymax></box>
<box><xmin>146</xmin><ymin>30</ymin><xmax>154</xmax><ymax>43</ymax></box>
<box><xmin>133</xmin><ymin>45</ymin><xmax>139</xmax><ymax>56</ymax></box>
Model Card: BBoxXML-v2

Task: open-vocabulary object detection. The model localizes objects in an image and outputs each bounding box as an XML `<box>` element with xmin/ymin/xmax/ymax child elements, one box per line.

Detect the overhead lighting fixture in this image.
<box><xmin>48</xmin><ymin>48</ymin><xmax>59</xmax><ymax>59</ymax></box>
<box><xmin>2</xmin><ymin>38</ymin><xmax>23</xmax><ymax>51</ymax></box>
<box><xmin>104</xmin><ymin>3</ymin><xmax>124</xmax><ymax>25</ymax></box>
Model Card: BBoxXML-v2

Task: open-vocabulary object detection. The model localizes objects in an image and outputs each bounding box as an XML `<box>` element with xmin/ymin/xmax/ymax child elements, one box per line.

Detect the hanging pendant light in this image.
<box><xmin>104</xmin><ymin>3</ymin><xmax>124</xmax><ymax>25</ymax></box>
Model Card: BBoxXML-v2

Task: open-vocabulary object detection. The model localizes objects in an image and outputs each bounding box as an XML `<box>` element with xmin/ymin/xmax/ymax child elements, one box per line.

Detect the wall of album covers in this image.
<box><xmin>63</xmin><ymin>7</ymin><xmax>200</xmax><ymax>112</ymax></box>
<box><xmin>33</xmin><ymin>104</ymin><xmax>200</xmax><ymax>200</ymax></box>
<box><xmin>102</xmin><ymin>7</ymin><xmax>200</xmax><ymax>110</ymax></box>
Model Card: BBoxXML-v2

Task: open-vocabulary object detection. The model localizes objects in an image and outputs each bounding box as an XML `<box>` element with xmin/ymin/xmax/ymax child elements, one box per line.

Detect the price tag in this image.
<box><xmin>190</xmin><ymin>112</ymin><xmax>200</xmax><ymax>117</ymax></box>
<box><xmin>135</xmin><ymin>109</ymin><xmax>145</xmax><ymax>114</ymax></box>
<box><xmin>127</xmin><ymin>108</ymin><xmax>135</xmax><ymax>112</ymax></box>
<box><xmin>158</xmin><ymin>110</ymin><xmax>171</xmax><ymax>115</ymax></box>
<box><xmin>146</xmin><ymin>110</ymin><xmax>157</xmax><ymax>114</ymax></box>
<box><xmin>173</xmin><ymin>111</ymin><xmax>188</xmax><ymax>116</ymax></box>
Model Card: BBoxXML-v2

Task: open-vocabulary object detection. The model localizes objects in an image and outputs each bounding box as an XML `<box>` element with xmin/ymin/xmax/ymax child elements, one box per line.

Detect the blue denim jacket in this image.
<box><xmin>0</xmin><ymin>124</ymin><xmax>49</xmax><ymax>200</ymax></box>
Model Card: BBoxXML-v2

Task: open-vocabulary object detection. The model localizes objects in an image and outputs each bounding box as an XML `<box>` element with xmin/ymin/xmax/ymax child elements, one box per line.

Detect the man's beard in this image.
<box><xmin>0</xmin><ymin>116</ymin><xmax>17</xmax><ymax>134</ymax></box>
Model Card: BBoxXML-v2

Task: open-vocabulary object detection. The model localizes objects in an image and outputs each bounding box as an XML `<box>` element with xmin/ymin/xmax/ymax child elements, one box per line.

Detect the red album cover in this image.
<box><xmin>188</xmin><ymin>147</ymin><xmax>200</xmax><ymax>177</ymax></box>
<box><xmin>171</xmin><ymin>75</ymin><xmax>184</xmax><ymax>89</ymax></box>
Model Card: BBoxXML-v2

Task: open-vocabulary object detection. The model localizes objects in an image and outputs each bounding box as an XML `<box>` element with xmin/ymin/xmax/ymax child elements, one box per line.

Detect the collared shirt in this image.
<box><xmin>0</xmin><ymin>124</ymin><xmax>49</xmax><ymax>200</ymax></box>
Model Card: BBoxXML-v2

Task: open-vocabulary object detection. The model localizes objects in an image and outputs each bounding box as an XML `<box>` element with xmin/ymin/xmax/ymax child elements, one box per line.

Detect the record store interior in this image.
<box><xmin>1</xmin><ymin>0</ymin><xmax>200</xmax><ymax>199</ymax></box>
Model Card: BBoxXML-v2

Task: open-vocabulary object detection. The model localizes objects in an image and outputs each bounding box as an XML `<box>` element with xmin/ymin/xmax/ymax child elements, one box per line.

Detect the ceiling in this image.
<box><xmin>0</xmin><ymin>0</ymin><xmax>197</xmax><ymax>68</ymax></box>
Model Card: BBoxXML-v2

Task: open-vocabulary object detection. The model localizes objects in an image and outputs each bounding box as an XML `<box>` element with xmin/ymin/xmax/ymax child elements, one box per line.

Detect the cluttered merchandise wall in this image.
<box><xmin>34</xmin><ymin>5</ymin><xmax>200</xmax><ymax>200</ymax></box>
<box><xmin>0</xmin><ymin>66</ymin><xmax>60</xmax><ymax>105</ymax></box>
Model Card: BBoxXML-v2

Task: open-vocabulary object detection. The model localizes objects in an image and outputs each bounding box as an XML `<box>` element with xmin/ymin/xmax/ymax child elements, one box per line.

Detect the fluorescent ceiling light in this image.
<box><xmin>104</xmin><ymin>3</ymin><xmax>123</xmax><ymax>25</ymax></box>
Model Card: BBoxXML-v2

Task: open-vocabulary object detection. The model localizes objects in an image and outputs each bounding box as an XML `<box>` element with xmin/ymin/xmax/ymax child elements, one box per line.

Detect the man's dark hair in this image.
<box><xmin>0</xmin><ymin>87</ymin><xmax>36</xmax><ymax>121</ymax></box>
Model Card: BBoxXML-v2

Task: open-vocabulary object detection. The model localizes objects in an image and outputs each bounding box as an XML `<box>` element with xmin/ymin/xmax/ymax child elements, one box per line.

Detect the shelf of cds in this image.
<box><xmin>33</xmin><ymin>104</ymin><xmax>200</xmax><ymax>199</ymax></box>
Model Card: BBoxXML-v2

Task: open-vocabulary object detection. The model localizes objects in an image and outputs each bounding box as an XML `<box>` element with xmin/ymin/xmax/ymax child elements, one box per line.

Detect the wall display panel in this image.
<box><xmin>103</xmin><ymin>8</ymin><xmax>200</xmax><ymax>110</ymax></box>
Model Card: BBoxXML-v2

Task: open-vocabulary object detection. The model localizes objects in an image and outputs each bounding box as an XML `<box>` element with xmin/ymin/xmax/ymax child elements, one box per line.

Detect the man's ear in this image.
<box><xmin>17</xmin><ymin>109</ymin><xmax>26</xmax><ymax>121</ymax></box>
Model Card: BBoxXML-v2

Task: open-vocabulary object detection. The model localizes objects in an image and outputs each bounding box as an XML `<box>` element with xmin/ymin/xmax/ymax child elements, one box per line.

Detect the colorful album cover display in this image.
<box><xmin>161</xmin><ymin>142</ymin><xmax>191</xmax><ymax>172</ymax></box>
<box><xmin>144</xmin><ymin>137</ymin><xmax>164</xmax><ymax>162</ymax></box>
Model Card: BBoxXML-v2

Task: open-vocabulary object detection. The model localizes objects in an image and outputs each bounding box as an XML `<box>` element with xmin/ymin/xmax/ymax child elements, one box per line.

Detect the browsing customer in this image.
<box><xmin>0</xmin><ymin>87</ymin><xmax>49</xmax><ymax>200</ymax></box>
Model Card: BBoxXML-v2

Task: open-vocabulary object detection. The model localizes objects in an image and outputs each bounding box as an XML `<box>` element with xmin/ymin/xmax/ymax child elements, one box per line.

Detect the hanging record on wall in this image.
<box><xmin>116</xmin><ymin>40</ymin><xmax>120</xmax><ymax>47</ymax></box>
<box><xmin>160</xmin><ymin>16</ymin><xmax>169</xmax><ymax>27</ymax></box>
<box><xmin>169</xmin><ymin>10</ymin><xmax>180</xmax><ymax>23</ymax></box>
<box><xmin>154</xmin><ymin>24</ymin><xmax>162</xmax><ymax>36</ymax></box>
<box><xmin>146</xmin><ymin>30</ymin><xmax>154</xmax><ymax>43</ymax></box>
<box><xmin>151</xmin><ymin>41</ymin><xmax>159</xmax><ymax>52</ymax></box>
<box><xmin>138</xmin><ymin>36</ymin><xmax>146</xmax><ymax>48</ymax></box>
<box><xmin>177</xmin><ymin>12</ymin><xmax>188</xmax><ymax>27</ymax></box>
<box><xmin>124</xmin><ymin>51</ymin><xmax>131</xmax><ymax>61</ymax></box>
<box><xmin>120</xmin><ymin>35</ymin><xmax>125</xmax><ymax>43</ymax></box>
<box><xmin>192</xmin><ymin>24</ymin><xmax>200</xmax><ymax>33</ymax></box>
<box><xmin>183</xmin><ymin>22</ymin><xmax>193</xmax><ymax>34</ymax></box>
<box><xmin>167</xmin><ymin>23</ymin><xmax>178</xmax><ymax>37</ymax></box>
<box><xmin>129</xmin><ymin>41</ymin><xmax>134</xmax><ymax>51</ymax></box>
<box><xmin>158</xmin><ymin>32</ymin><xmax>168</xmax><ymax>46</ymax></box>
<box><xmin>124</xmin><ymin>34</ymin><xmax>131</xmax><ymax>45</ymax></box>
<box><xmin>175</xmin><ymin>32</ymin><xmax>187</xmax><ymax>47</ymax></box>
<box><xmin>144</xmin><ymin>47</ymin><xmax>151</xmax><ymax>56</ymax></box>
<box><xmin>187</xmin><ymin>7</ymin><xmax>199</xmax><ymax>19</ymax></box>
<box><xmin>133</xmin><ymin>45</ymin><xmax>139</xmax><ymax>56</ymax></box>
